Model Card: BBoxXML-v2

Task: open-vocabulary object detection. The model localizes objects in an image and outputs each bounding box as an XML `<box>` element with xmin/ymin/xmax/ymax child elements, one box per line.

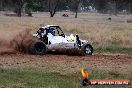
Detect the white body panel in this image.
<box><xmin>33</xmin><ymin>25</ymin><xmax>89</xmax><ymax>51</ymax></box>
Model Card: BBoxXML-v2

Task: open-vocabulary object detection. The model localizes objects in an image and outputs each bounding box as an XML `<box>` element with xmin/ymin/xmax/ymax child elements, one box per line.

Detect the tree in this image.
<box><xmin>14</xmin><ymin>0</ymin><xmax>25</xmax><ymax>17</ymax></box>
<box><xmin>75</xmin><ymin>0</ymin><xmax>81</xmax><ymax>18</ymax></box>
<box><xmin>0</xmin><ymin>0</ymin><xmax>3</xmax><ymax>11</ymax></box>
<box><xmin>1</xmin><ymin>0</ymin><xmax>132</xmax><ymax>17</ymax></box>
<box><xmin>67</xmin><ymin>0</ymin><xmax>81</xmax><ymax>18</ymax></box>
<box><xmin>13</xmin><ymin>0</ymin><xmax>39</xmax><ymax>17</ymax></box>
<box><xmin>48</xmin><ymin>0</ymin><xmax>60</xmax><ymax>17</ymax></box>
<box><xmin>112</xmin><ymin>0</ymin><xmax>118</xmax><ymax>15</ymax></box>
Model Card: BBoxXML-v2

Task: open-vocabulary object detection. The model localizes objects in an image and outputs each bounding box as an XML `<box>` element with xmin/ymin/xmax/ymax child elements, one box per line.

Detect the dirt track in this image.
<box><xmin>0</xmin><ymin>13</ymin><xmax>131</xmax><ymax>74</ymax></box>
<box><xmin>0</xmin><ymin>53</ymin><xmax>131</xmax><ymax>73</ymax></box>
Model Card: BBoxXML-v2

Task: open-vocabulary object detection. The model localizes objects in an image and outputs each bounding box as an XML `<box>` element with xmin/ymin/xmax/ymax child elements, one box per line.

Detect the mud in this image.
<box><xmin>10</xmin><ymin>29</ymin><xmax>36</xmax><ymax>53</ymax></box>
<box><xmin>0</xmin><ymin>29</ymin><xmax>131</xmax><ymax>71</ymax></box>
<box><xmin>0</xmin><ymin>30</ymin><xmax>131</xmax><ymax>75</ymax></box>
<box><xmin>0</xmin><ymin>54</ymin><xmax>131</xmax><ymax>74</ymax></box>
<box><xmin>0</xmin><ymin>28</ymin><xmax>81</xmax><ymax>55</ymax></box>
<box><xmin>0</xmin><ymin>29</ymin><xmax>38</xmax><ymax>55</ymax></box>
<box><xmin>0</xmin><ymin>31</ymin><xmax>16</xmax><ymax>55</ymax></box>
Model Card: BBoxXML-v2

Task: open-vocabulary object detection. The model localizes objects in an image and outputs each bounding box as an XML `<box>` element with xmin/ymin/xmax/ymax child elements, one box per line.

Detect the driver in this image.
<box><xmin>37</xmin><ymin>28</ymin><xmax>45</xmax><ymax>39</ymax></box>
<box><xmin>48</xmin><ymin>28</ymin><xmax>56</xmax><ymax>36</ymax></box>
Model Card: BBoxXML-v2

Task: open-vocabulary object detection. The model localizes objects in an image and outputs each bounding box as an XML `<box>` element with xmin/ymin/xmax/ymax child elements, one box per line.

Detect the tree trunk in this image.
<box><xmin>16</xmin><ymin>0</ymin><xmax>24</xmax><ymax>17</ymax></box>
<box><xmin>75</xmin><ymin>0</ymin><xmax>81</xmax><ymax>18</ymax></box>
<box><xmin>0</xmin><ymin>0</ymin><xmax>3</xmax><ymax>11</ymax></box>
<box><xmin>22</xmin><ymin>3</ymin><xmax>27</xmax><ymax>16</ymax></box>
<box><xmin>48</xmin><ymin>0</ymin><xmax>51</xmax><ymax>12</ymax></box>
<box><xmin>49</xmin><ymin>11</ymin><xmax>56</xmax><ymax>17</ymax></box>
<box><xmin>75</xmin><ymin>10</ymin><xmax>78</xmax><ymax>18</ymax></box>
<box><xmin>112</xmin><ymin>0</ymin><xmax>117</xmax><ymax>16</ymax></box>
<box><xmin>48</xmin><ymin>0</ymin><xmax>59</xmax><ymax>17</ymax></box>
<box><xmin>17</xmin><ymin>5</ymin><xmax>23</xmax><ymax>17</ymax></box>
<box><xmin>50</xmin><ymin>14</ymin><xmax>54</xmax><ymax>17</ymax></box>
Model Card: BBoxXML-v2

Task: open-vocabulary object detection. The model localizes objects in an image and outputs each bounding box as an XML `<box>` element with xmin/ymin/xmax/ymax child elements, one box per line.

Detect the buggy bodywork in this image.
<box><xmin>32</xmin><ymin>25</ymin><xmax>93</xmax><ymax>55</ymax></box>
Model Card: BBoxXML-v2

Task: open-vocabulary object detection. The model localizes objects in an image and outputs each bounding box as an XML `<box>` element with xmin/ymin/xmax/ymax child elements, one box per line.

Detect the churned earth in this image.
<box><xmin>0</xmin><ymin>53</ymin><xmax>131</xmax><ymax>74</ymax></box>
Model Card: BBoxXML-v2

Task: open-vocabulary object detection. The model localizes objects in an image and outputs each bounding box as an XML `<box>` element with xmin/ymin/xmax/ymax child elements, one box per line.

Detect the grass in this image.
<box><xmin>0</xmin><ymin>12</ymin><xmax>132</xmax><ymax>53</ymax></box>
<box><xmin>94</xmin><ymin>44</ymin><xmax>132</xmax><ymax>53</ymax></box>
<box><xmin>0</xmin><ymin>68</ymin><xmax>131</xmax><ymax>88</ymax></box>
<box><xmin>0</xmin><ymin>12</ymin><xmax>131</xmax><ymax>88</ymax></box>
<box><xmin>0</xmin><ymin>68</ymin><xmax>79</xmax><ymax>88</ymax></box>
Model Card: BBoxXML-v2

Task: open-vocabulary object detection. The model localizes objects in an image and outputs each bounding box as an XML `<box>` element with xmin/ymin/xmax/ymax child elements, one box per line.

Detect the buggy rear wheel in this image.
<box><xmin>30</xmin><ymin>41</ymin><xmax>47</xmax><ymax>55</ymax></box>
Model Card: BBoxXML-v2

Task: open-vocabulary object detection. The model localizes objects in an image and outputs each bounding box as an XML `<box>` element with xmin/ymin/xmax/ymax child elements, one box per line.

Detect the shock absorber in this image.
<box><xmin>76</xmin><ymin>34</ymin><xmax>81</xmax><ymax>48</ymax></box>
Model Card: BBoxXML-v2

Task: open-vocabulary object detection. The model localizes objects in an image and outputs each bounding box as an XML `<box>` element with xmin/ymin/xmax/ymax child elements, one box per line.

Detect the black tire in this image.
<box><xmin>81</xmin><ymin>43</ymin><xmax>93</xmax><ymax>55</ymax></box>
<box><xmin>30</xmin><ymin>41</ymin><xmax>47</xmax><ymax>55</ymax></box>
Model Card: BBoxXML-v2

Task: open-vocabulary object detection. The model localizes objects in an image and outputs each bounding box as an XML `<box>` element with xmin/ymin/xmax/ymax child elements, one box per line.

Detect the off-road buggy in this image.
<box><xmin>31</xmin><ymin>25</ymin><xmax>93</xmax><ymax>55</ymax></box>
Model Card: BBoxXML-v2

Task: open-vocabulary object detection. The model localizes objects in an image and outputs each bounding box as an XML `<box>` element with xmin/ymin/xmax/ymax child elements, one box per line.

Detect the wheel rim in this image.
<box><xmin>85</xmin><ymin>46</ymin><xmax>91</xmax><ymax>54</ymax></box>
<box><xmin>35</xmin><ymin>42</ymin><xmax>45</xmax><ymax>53</ymax></box>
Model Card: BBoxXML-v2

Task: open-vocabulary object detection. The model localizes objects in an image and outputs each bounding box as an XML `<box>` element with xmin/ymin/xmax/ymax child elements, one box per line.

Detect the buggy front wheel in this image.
<box><xmin>81</xmin><ymin>44</ymin><xmax>93</xmax><ymax>55</ymax></box>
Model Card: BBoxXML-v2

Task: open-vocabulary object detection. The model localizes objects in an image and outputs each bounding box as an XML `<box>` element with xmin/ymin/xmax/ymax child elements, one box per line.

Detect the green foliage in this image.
<box><xmin>94</xmin><ymin>45</ymin><xmax>132</xmax><ymax>53</ymax></box>
<box><xmin>1</xmin><ymin>0</ymin><xmax>132</xmax><ymax>13</ymax></box>
<box><xmin>0</xmin><ymin>68</ymin><xmax>79</xmax><ymax>88</ymax></box>
<box><xmin>0</xmin><ymin>68</ymin><xmax>131</xmax><ymax>88</ymax></box>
